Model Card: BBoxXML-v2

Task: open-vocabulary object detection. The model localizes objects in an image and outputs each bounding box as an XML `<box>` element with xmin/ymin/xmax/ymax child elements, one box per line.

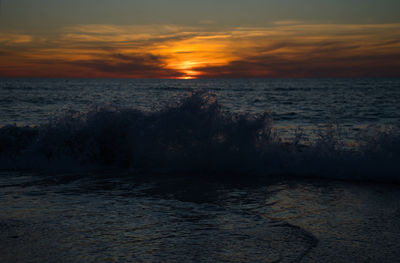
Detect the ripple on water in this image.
<box><xmin>0</xmin><ymin>172</ymin><xmax>316</xmax><ymax>263</ymax></box>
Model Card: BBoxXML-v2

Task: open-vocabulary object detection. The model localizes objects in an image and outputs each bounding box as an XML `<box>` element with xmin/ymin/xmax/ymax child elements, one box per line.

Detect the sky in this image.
<box><xmin>0</xmin><ymin>0</ymin><xmax>399</xmax><ymax>79</ymax></box>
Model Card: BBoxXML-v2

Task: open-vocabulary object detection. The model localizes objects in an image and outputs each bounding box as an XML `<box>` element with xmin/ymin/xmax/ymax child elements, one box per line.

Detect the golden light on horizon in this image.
<box><xmin>1</xmin><ymin>23</ymin><xmax>399</xmax><ymax>78</ymax></box>
<box><xmin>154</xmin><ymin>36</ymin><xmax>238</xmax><ymax>79</ymax></box>
<box><xmin>172</xmin><ymin>61</ymin><xmax>202</xmax><ymax>79</ymax></box>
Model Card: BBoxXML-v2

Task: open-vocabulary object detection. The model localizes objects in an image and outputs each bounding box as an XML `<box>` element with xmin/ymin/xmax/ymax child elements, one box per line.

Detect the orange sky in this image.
<box><xmin>1</xmin><ymin>23</ymin><xmax>400</xmax><ymax>78</ymax></box>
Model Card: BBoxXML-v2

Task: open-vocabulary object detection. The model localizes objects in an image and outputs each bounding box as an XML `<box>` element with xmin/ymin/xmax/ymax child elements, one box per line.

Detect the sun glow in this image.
<box><xmin>1</xmin><ymin>23</ymin><xmax>400</xmax><ymax>78</ymax></box>
<box><xmin>173</xmin><ymin>61</ymin><xmax>202</xmax><ymax>79</ymax></box>
<box><xmin>154</xmin><ymin>37</ymin><xmax>237</xmax><ymax>79</ymax></box>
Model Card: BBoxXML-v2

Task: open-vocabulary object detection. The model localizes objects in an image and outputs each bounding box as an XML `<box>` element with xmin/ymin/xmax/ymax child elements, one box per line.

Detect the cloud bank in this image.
<box><xmin>0</xmin><ymin>23</ymin><xmax>399</xmax><ymax>78</ymax></box>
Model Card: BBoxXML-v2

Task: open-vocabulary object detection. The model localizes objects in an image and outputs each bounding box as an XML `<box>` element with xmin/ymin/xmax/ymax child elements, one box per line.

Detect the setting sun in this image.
<box><xmin>154</xmin><ymin>37</ymin><xmax>238</xmax><ymax>79</ymax></box>
<box><xmin>169</xmin><ymin>61</ymin><xmax>202</xmax><ymax>79</ymax></box>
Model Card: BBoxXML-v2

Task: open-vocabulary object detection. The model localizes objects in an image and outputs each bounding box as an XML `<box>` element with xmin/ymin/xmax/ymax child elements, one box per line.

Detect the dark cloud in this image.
<box><xmin>0</xmin><ymin>51</ymin><xmax>184</xmax><ymax>78</ymax></box>
<box><xmin>194</xmin><ymin>53</ymin><xmax>400</xmax><ymax>78</ymax></box>
<box><xmin>70</xmin><ymin>53</ymin><xmax>184</xmax><ymax>78</ymax></box>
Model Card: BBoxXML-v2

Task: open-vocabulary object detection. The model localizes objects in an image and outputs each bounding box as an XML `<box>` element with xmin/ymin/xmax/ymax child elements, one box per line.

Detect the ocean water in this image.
<box><xmin>1</xmin><ymin>77</ymin><xmax>399</xmax><ymax>179</ymax></box>
<box><xmin>1</xmin><ymin>172</ymin><xmax>400</xmax><ymax>262</ymax></box>
<box><xmin>1</xmin><ymin>78</ymin><xmax>400</xmax><ymax>262</ymax></box>
<box><xmin>1</xmin><ymin>78</ymin><xmax>400</xmax><ymax>129</ymax></box>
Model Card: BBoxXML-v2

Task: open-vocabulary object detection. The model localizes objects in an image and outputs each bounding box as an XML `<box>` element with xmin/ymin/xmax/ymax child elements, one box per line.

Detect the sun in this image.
<box><xmin>179</xmin><ymin>76</ymin><xmax>196</xmax><ymax>80</ymax></box>
<box><xmin>173</xmin><ymin>61</ymin><xmax>201</xmax><ymax>79</ymax></box>
<box><xmin>154</xmin><ymin>37</ymin><xmax>239</xmax><ymax>79</ymax></box>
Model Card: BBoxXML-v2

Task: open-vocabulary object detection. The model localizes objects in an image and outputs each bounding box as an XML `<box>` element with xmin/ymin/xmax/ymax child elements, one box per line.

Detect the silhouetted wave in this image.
<box><xmin>1</xmin><ymin>92</ymin><xmax>399</xmax><ymax>182</ymax></box>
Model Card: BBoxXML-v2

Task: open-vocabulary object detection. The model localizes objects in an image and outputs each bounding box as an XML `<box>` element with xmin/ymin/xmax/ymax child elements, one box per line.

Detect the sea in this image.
<box><xmin>1</xmin><ymin>78</ymin><xmax>400</xmax><ymax>262</ymax></box>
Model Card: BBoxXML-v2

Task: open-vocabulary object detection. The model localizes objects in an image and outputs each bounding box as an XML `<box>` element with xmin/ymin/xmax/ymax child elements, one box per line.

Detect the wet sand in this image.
<box><xmin>1</xmin><ymin>172</ymin><xmax>400</xmax><ymax>262</ymax></box>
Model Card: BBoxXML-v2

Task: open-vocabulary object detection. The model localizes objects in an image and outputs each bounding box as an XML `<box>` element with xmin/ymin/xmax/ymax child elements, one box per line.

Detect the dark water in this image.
<box><xmin>1</xmin><ymin>78</ymin><xmax>400</xmax><ymax>180</ymax></box>
<box><xmin>1</xmin><ymin>172</ymin><xmax>400</xmax><ymax>263</ymax></box>
<box><xmin>1</xmin><ymin>78</ymin><xmax>400</xmax><ymax>128</ymax></box>
<box><xmin>1</xmin><ymin>78</ymin><xmax>400</xmax><ymax>262</ymax></box>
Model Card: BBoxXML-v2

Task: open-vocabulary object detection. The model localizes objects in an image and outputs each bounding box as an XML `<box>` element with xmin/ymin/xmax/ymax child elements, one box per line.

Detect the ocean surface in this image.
<box><xmin>1</xmin><ymin>78</ymin><xmax>400</xmax><ymax>129</ymax></box>
<box><xmin>1</xmin><ymin>78</ymin><xmax>400</xmax><ymax>262</ymax></box>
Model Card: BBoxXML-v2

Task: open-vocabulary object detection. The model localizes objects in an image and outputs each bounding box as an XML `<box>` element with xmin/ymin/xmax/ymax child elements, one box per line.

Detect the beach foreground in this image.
<box><xmin>1</xmin><ymin>171</ymin><xmax>399</xmax><ymax>263</ymax></box>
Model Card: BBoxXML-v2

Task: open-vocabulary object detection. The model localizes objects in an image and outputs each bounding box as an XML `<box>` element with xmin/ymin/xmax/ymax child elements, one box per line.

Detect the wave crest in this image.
<box><xmin>1</xmin><ymin>91</ymin><xmax>399</xmax><ymax>182</ymax></box>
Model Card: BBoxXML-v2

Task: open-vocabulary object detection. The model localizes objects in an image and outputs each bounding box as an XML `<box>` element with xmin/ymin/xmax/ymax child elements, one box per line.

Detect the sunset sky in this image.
<box><xmin>0</xmin><ymin>0</ymin><xmax>399</xmax><ymax>79</ymax></box>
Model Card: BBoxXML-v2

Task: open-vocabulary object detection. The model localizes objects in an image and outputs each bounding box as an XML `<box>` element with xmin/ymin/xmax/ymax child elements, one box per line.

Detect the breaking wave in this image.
<box><xmin>1</xmin><ymin>91</ymin><xmax>399</xmax><ymax>182</ymax></box>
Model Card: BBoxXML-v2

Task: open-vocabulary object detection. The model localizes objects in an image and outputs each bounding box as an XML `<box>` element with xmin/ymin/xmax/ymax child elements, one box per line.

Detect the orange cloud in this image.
<box><xmin>0</xmin><ymin>23</ymin><xmax>399</xmax><ymax>78</ymax></box>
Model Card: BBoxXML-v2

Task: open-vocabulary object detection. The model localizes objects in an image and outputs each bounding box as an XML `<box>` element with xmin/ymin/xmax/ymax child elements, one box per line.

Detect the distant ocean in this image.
<box><xmin>2</xmin><ymin>78</ymin><xmax>400</xmax><ymax>129</ymax></box>
<box><xmin>1</xmin><ymin>78</ymin><xmax>400</xmax><ymax>262</ymax></box>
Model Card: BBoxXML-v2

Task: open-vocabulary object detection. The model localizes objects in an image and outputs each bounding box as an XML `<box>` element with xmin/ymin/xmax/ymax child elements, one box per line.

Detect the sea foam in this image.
<box><xmin>0</xmin><ymin>91</ymin><xmax>399</xmax><ymax>182</ymax></box>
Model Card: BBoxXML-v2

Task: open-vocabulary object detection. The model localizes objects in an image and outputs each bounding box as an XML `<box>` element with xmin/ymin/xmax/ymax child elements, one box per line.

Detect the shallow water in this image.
<box><xmin>1</xmin><ymin>172</ymin><xmax>399</xmax><ymax>263</ymax></box>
